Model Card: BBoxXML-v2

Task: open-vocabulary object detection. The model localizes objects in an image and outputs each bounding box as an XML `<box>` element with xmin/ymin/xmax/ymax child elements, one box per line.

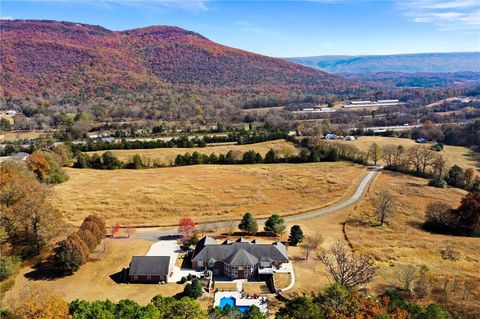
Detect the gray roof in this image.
<box><xmin>225</xmin><ymin>249</ymin><xmax>258</xmax><ymax>266</ymax></box>
<box><xmin>129</xmin><ymin>256</ymin><xmax>170</xmax><ymax>276</ymax></box>
<box><xmin>192</xmin><ymin>237</ymin><xmax>289</xmax><ymax>266</ymax></box>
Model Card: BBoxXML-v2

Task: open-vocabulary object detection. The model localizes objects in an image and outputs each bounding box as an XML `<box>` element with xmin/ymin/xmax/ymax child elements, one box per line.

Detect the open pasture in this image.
<box><xmin>53</xmin><ymin>162</ymin><xmax>366</xmax><ymax>226</ymax></box>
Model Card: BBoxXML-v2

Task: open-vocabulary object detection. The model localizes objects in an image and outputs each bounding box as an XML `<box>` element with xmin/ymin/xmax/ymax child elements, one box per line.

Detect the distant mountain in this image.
<box><xmin>0</xmin><ymin>20</ymin><xmax>350</xmax><ymax>101</ymax></box>
<box><xmin>286</xmin><ymin>52</ymin><xmax>480</xmax><ymax>74</ymax></box>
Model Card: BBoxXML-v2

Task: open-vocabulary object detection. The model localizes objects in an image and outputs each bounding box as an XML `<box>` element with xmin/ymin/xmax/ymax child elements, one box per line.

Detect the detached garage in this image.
<box><xmin>128</xmin><ymin>256</ymin><xmax>171</xmax><ymax>283</ymax></box>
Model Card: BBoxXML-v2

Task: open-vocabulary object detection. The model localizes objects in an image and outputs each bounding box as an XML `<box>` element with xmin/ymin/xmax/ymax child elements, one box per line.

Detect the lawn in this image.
<box><xmin>3</xmin><ymin>238</ymin><xmax>187</xmax><ymax>306</ymax></box>
<box><xmin>53</xmin><ymin>162</ymin><xmax>366</xmax><ymax>226</ymax></box>
<box><xmin>86</xmin><ymin>139</ymin><xmax>299</xmax><ymax>165</ymax></box>
<box><xmin>329</xmin><ymin>136</ymin><xmax>480</xmax><ymax>172</ymax></box>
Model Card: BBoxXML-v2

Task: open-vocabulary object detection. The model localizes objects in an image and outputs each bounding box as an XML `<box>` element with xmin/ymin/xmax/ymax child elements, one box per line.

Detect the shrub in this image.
<box><xmin>81</xmin><ymin>221</ymin><xmax>103</xmax><ymax>242</ymax></box>
<box><xmin>0</xmin><ymin>256</ymin><xmax>21</xmax><ymax>281</ymax></box>
<box><xmin>428</xmin><ymin>178</ymin><xmax>447</xmax><ymax>188</ymax></box>
<box><xmin>183</xmin><ymin>278</ymin><xmax>203</xmax><ymax>299</ymax></box>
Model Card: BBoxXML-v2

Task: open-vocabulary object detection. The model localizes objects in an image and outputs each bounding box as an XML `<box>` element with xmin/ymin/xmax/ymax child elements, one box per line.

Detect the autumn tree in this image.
<box><xmin>12</xmin><ymin>286</ymin><xmax>70</xmax><ymax>319</ymax></box>
<box><xmin>374</xmin><ymin>190</ymin><xmax>395</xmax><ymax>226</ymax></box>
<box><xmin>26</xmin><ymin>151</ymin><xmax>51</xmax><ymax>182</ymax></box>
<box><xmin>367</xmin><ymin>143</ymin><xmax>382</xmax><ymax>166</ymax></box>
<box><xmin>54</xmin><ymin>239</ymin><xmax>86</xmax><ymax>275</ymax></box>
<box><xmin>318</xmin><ymin>242</ymin><xmax>377</xmax><ymax>288</ymax></box>
<box><xmin>302</xmin><ymin>234</ymin><xmax>323</xmax><ymax>260</ymax></box>
<box><xmin>178</xmin><ymin>217</ymin><xmax>196</xmax><ymax>244</ymax></box>
<box><xmin>0</xmin><ymin>162</ymin><xmax>62</xmax><ymax>255</ymax></box>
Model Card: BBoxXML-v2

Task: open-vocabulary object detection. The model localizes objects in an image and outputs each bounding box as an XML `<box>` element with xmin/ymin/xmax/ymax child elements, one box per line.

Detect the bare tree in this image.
<box><xmin>302</xmin><ymin>234</ymin><xmax>324</xmax><ymax>260</ymax></box>
<box><xmin>318</xmin><ymin>241</ymin><xmax>377</xmax><ymax>288</ymax></box>
<box><xmin>432</xmin><ymin>155</ymin><xmax>448</xmax><ymax>179</ymax></box>
<box><xmin>399</xmin><ymin>264</ymin><xmax>417</xmax><ymax>292</ymax></box>
<box><xmin>224</xmin><ymin>220</ymin><xmax>236</xmax><ymax>236</ymax></box>
<box><xmin>374</xmin><ymin>190</ymin><xmax>395</xmax><ymax>226</ymax></box>
<box><xmin>198</xmin><ymin>223</ymin><xmax>210</xmax><ymax>237</ymax></box>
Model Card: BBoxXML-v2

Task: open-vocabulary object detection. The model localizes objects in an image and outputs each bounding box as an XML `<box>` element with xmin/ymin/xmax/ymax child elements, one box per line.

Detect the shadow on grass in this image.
<box><xmin>24</xmin><ymin>258</ymin><xmax>66</xmax><ymax>281</ymax></box>
<box><xmin>110</xmin><ymin>268</ymin><xmax>128</xmax><ymax>284</ymax></box>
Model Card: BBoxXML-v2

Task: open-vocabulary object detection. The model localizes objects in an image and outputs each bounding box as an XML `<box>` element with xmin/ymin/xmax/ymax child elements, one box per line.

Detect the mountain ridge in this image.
<box><xmin>0</xmin><ymin>19</ymin><xmax>352</xmax><ymax>101</ymax></box>
<box><xmin>285</xmin><ymin>52</ymin><xmax>480</xmax><ymax>74</ymax></box>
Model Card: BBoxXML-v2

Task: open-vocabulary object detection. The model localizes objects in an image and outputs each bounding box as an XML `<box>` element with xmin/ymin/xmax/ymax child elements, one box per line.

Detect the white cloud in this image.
<box><xmin>0</xmin><ymin>16</ymin><xmax>14</xmax><ymax>20</ymax></box>
<box><xmin>399</xmin><ymin>0</ymin><xmax>480</xmax><ymax>31</ymax></box>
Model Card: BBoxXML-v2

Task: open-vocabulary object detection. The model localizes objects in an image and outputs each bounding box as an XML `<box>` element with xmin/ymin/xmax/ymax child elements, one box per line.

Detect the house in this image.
<box><xmin>344</xmin><ymin>136</ymin><xmax>356</xmax><ymax>141</ymax></box>
<box><xmin>128</xmin><ymin>256</ymin><xmax>172</xmax><ymax>283</ymax></box>
<box><xmin>416</xmin><ymin>138</ymin><xmax>428</xmax><ymax>144</ymax></box>
<box><xmin>191</xmin><ymin>237</ymin><xmax>289</xmax><ymax>279</ymax></box>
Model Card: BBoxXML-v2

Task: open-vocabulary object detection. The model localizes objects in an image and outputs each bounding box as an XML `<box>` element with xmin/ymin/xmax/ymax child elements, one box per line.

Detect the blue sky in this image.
<box><xmin>1</xmin><ymin>0</ymin><xmax>479</xmax><ymax>57</ymax></box>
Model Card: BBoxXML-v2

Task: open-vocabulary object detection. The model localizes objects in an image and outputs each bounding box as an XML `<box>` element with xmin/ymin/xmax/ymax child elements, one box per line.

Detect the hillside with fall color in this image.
<box><xmin>0</xmin><ymin>20</ymin><xmax>353</xmax><ymax>102</ymax></box>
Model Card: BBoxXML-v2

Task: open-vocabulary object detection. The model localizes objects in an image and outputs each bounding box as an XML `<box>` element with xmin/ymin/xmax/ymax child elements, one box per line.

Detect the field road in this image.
<box><xmin>136</xmin><ymin>168</ymin><xmax>380</xmax><ymax>242</ymax></box>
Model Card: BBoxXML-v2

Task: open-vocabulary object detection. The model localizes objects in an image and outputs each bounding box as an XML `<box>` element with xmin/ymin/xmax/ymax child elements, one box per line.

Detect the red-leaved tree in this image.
<box><xmin>178</xmin><ymin>217</ymin><xmax>196</xmax><ymax>243</ymax></box>
<box><xmin>112</xmin><ymin>223</ymin><xmax>121</xmax><ymax>236</ymax></box>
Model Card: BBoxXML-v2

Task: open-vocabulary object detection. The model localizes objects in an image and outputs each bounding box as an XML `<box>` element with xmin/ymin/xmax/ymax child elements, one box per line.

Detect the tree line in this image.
<box><xmin>54</xmin><ymin>215</ymin><xmax>107</xmax><ymax>275</ymax></box>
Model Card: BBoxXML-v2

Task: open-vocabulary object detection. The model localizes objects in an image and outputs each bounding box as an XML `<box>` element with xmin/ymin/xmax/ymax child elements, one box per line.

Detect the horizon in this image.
<box><xmin>2</xmin><ymin>0</ymin><xmax>480</xmax><ymax>57</ymax></box>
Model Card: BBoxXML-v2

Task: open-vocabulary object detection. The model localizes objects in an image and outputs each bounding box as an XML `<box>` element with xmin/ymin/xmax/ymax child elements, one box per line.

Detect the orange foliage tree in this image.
<box><xmin>178</xmin><ymin>217</ymin><xmax>196</xmax><ymax>243</ymax></box>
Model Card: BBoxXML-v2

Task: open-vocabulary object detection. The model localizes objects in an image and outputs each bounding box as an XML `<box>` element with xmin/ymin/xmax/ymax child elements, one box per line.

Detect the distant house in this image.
<box><xmin>6</xmin><ymin>110</ymin><xmax>16</xmax><ymax>116</ymax></box>
<box><xmin>128</xmin><ymin>256</ymin><xmax>172</xmax><ymax>283</ymax></box>
<box><xmin>191</xmin><ymin>237</ymin><xmax>289</xmax><ymax>279</ymax></box>
<box><xmin>344</xmin><ymin>136</ymin><xmax>356</xmax><ymax>141</ymax></box>
<box><xmin>416</xmin><ymin>138</ymin><xmax>428</xmax><ymax>144</ymax></box>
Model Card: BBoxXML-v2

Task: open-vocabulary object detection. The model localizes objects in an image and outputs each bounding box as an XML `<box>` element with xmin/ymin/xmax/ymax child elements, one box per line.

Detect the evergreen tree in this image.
<box><xmin>288</xmin><ymin>225</ymin><xmax>304</xmax><ymax>246</ymax></box>
<box><xmin>264</xmin><ymin>215</ymin><xmax>286</xmax><ymax>236</ymax></box>
<box><xmin>239</xmin><ymin>212</ymin><xmax>258</xmax><ymax>234</ymax></box>
<box><xmin>264</xmin><ymin>149</ymin><xmax>276</xmax><ymax>163</ymax></box>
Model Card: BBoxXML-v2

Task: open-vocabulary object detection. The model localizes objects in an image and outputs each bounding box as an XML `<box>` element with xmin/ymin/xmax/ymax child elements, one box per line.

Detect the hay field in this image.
<box><xmin>330</xmin><ymin>136</ymin><xmax>479</xmax><ymax>171</ymax></box>
<box><xmin>53</xmin><ymin>162</ymin><xmax>366</xmax><ymax>226</ymax></box>
<box><xmin>345</xmin><ymin>172</ymin><xmax>480</xmax><ymax>297</ymax></box>
<box><xmin>86</xmin><ymin>139</ymin><xmax>298</xmax><ymax>165</ymax></box>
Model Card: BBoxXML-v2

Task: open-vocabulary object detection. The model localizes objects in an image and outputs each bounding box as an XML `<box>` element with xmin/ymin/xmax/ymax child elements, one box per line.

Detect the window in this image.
<box><xmin>133</xmin><ymin>275</ymin><xmax>138</xmax><ymax>281</ymax></box>
<box><xmin>197</xmin><ymin>261</ymin><xmax>203</xmax><ymax>268</ymax></box>
<box><xmin>147</xmin><ymin>276</ymin><xmax>151</xmax><ymax>280</ymax></box>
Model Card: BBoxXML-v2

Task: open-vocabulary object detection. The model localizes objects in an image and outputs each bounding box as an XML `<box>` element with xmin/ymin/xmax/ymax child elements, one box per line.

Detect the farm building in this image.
<box><xmin>128</xmin><ymin>256</ymin><xmax>172</xmax><ymax>283</ymax></box>
<box><xmin>191</xmin><ymin>237</ymin><xmax>289</xmax><ymax>279</ymax></box>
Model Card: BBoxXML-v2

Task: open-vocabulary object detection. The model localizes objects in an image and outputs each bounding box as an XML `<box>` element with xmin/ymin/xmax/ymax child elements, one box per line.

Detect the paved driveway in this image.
<box><xmin>145</xmin><ymin>239</ymin><xmax>203</xmax><ymax>282</ymax></box>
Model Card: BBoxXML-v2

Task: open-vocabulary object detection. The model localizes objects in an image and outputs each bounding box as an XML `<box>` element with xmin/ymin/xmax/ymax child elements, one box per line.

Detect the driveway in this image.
<box><xmin>145</xmin><ymin>239</ymin><xmax>203</xmax><ymax>282</ymax></box>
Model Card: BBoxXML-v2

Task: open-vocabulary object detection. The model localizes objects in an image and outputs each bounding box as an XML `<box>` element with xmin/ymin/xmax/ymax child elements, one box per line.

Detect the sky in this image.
<box><xmin>1</xmin><ymin>0</ymin><xmax>479</xmax><ymax>57</ymax></box>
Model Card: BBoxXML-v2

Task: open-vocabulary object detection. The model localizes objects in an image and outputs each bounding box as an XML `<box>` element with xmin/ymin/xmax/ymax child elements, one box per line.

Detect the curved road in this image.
<box><xmin>136</xmin><ymin>168</ymin><xmax>379</xmax><ymax>242</ymax></box>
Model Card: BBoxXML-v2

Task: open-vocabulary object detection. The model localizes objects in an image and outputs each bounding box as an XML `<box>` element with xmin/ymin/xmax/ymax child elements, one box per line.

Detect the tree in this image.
<box><xmin>264</xmin><ymin>149</ymin><xmax>276</xmax><ymax>163</ymax></box>
<box><xmin>112</xmin><ymin>223</ymin><xmax>121</xmax><ymax>236</ymax></box>
<box><xmin>238</xmin><ymin>212</ymin><xmax>258</xmax><ymax>235</ymax></box>
<box><xmin>81</xmin><ymin>221</ymin><xmax>103</xmax><ymax>242</ymax></box>
<box><xmin>54</xmin><ymin>239</ymin><xmax>86</xmax><ymax>275</ymax></box>
<box><xmin>302</xmin><ymin>234</ymin><xmax>323</xmax><ymax>260</ymax></box>
<box><xmin>288</xmin><ymin>225</ymin><xmax>304</xmax><ymax>246</ymax></box>
<box><xmin>373</xmin><ymin>190</ymin><xmax>395</xmax><ymax>226</ymax></box>
<box><xmin>399</xmin><ymin>264</ymin><xmax>417</xmax><ymax>292</ymax></box>
<box><xmin>264</xmin><ymin>214</ymin><xmax>285</xmax><ymax>236</ymax></box>
<box><xmin>73</xmin><ymin>153</ymin><xmax>91</xmax><ymax>168</ymax></box>
<box><xmin>26</xmin><ymin>151</ymin><xmax>51</xmax><ymax>182</ymax></box>
<box><xmin>1</xmin><ymin>162</ymin><xmax>62</xmax><ymax>255</ymax></box>
<box><xmin>178</xmin><ymin>217</ymin><xmax>196</xmax><ymax>244</ymax></box>
<box><xmin>447</xmin><ymin>165</ymin><xmax>465</xmax><ymax>188</ymax></box>
<box><xmin>183</xmin><ymin>278</ymin><xmax>204</xmax><ymax>299</ymax></box>
<box><xmin>318</xmin><ymin>242</ymin><xmax>377</xmax><ymax>288</ymax></box>
<box><xmin>102</xmin><ymin>151</ymin><xmax>123</xmax><ymax>169</ymax></box>
<box><xmin>276</xmin><ymin>296</ymin><xmax>321</xmax><ymax>319</ymax></box>
<box><xmin>12</xmin><ymin>287</ymin><xmax>70</xmax><ymax>319</ymax></box>
<box><xmin>77</xmin><ymin>229</ymin><xmax>98</xmax><ymax>252</ymax></box>
<box><xmin>0</xmin><ymin>118</ymin><xmax>12</xmax><ymax>131</ymax></box>
<box><xmin>367</xmin><ymin>143</ymin><xmax>382</xmax><ymax>165</ymax></box>
<box><xmin>225</xmin><ymin>220</ymin><xmax>237</xmax><ymax>236</ymax></box>
<box><xmin>453</xmin><ymin>192</ymin><xmax>480</xmax><ymax>236</ymax></box>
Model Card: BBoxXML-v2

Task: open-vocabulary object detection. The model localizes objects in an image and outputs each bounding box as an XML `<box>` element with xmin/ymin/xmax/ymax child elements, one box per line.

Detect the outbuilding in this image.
<box><xmin>128</xmin><ymin>256</ymin><xmax>171</xmax><ymax>283</ymax></box>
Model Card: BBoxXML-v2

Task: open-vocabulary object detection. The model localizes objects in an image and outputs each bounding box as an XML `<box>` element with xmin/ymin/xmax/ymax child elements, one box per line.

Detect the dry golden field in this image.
<box><xmin>0</xmin><ymin>130</ymin><xmax>51</xmax><ymax>142</ymax></box>
<box><xmin>53</xmin><ymin>162</ymin><xmax>366</xmax><ymax>226</ymax></box>
<box><xmin>330</xmin><ymin>136</ymin><xmax>479</xmax><ymax>172</ymax></box>
<box><xmin>86</xmin><ymin>139</ymin><xmax>298</xmax><ymax>165</ymax></box>
<box><xmin>345</xmin><ymin>172</ymin><xmax>480</xmax><ymax>304</ymax></box>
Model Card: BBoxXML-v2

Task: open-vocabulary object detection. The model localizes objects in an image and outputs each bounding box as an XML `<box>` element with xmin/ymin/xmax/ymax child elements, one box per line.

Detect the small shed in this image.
<box><xmin>129</xmin><ymin>256</ymin><xmax>171</xmax><ymax>283</ymax></box>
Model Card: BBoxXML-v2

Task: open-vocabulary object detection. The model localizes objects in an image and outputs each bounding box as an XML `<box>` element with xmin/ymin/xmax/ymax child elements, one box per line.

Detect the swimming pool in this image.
<box><xmin>219</xmin><ymin>296</ymin><xmax>251</xmax><ymax>312</ymax></box>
